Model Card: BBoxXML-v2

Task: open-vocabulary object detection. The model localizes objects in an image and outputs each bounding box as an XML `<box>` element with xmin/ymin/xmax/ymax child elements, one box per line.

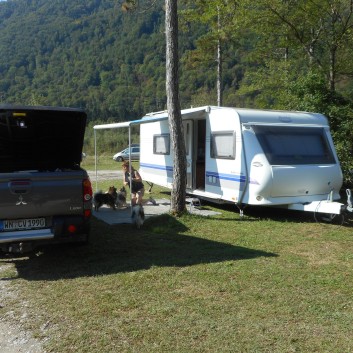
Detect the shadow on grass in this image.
<box><xmin>1</xmin><ymin>214</ymin><xmax>277</xmax><ymax>281</ymax></box>
<box><xmin>242</xmin><ymin>206</ymin><xmax>316</xmax><ymax>223</ymax></box>
<box><xmin>201</xmin><ymin>200</ymin><xmax>353</xmax><ymax>226</ymax></box>
<box><xmin>182</xmin><ymin>198</ymin><xmax>315</xmax><ymax>224</ymax></box>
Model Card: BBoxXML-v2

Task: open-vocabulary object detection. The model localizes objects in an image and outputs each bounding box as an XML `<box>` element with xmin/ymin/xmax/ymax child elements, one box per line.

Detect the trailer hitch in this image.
<box><xmin>7</xmin><ymin>242</ymin><xmax>33</xmax><ymax>254</ymax></box>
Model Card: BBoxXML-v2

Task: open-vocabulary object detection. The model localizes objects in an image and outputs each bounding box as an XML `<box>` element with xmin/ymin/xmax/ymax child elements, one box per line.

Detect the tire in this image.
<box><xmin>117</xmin><ymin>156</ymin><xmax>123</xmax><ymax>162</ymax></box>
<box><xmin>314</xmin><ymin>212</ymin><xmax>344</xmax><ymax>225</ymax></box>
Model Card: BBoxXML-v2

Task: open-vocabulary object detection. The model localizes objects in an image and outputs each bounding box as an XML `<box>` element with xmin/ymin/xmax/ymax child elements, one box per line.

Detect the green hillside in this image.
<box><xmin>0</xmin><ymin>0</ymin><xmax>167</xmax><ymax>120</ymax></box>
<box><xmin>0</xmin><ymin>0</ymin><xmax>249</xmax><ymax>122</ymax></box>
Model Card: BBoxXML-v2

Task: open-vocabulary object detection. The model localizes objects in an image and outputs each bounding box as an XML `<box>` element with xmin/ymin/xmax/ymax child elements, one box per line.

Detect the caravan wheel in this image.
<box><xmin>314</xmin><ymin>212</ymin><xmax>344</xmax><ymax>225</ymax></box>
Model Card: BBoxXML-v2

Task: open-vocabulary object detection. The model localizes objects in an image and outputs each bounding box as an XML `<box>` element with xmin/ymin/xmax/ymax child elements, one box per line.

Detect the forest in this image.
<box><xmin>1</xmin><ymin>0</ymin><xmax>353</xmax><ymax>184</ymax></box>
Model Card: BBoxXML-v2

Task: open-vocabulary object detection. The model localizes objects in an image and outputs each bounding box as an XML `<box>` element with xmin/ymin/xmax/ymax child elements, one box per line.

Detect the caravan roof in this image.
<box><xmin>93</xmin><ymin>106</ymin><xmax>328</xmax><ymax>131</ymax></box>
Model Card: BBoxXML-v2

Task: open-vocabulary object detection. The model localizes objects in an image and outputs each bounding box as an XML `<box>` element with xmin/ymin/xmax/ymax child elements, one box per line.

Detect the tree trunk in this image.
<box><xmin>217</xmin><ymin>37</ymin><xmax>222</xmax><ymax>106</ymax></box>
<box><xmin>329</xmin><ymin>45</ymin><xmax>336</xmax><ymax>92</ymax></box>
<box><xmin>165</xmin><ymin>0</ymin><xmax>186</xmax><ymax>215</ymax></box>
<box><xmin>217</xmin><ymin>7</ymin><xmax>222</xmax><ymax>107</ymax></box>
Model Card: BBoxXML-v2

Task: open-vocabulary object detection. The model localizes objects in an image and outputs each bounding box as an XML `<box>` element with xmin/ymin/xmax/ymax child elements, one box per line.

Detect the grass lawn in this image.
<box><xmin>1</xmin><ymin>160</ymin><xmax>353</xmax><ymax>352</ymax></box>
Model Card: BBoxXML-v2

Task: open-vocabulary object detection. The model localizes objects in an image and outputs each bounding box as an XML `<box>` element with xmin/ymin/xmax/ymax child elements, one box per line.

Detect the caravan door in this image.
<box><xmin>183</xmin><ymin>120</ymin><xmax>193</xmax><ymax>189</ymax></box>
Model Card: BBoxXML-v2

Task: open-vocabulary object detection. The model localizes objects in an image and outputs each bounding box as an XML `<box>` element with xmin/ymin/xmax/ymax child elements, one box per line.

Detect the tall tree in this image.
<box><xmin>165</xmin><ymin>0</ymin><xmax>186</xmax><ymax>214</ymax></box>
<box><xmin>246</xmin><ymin>0</ymin><xmax>353</xmax><ymax>93</ymax></box>
<box><xmin>122</xmin><ymin>0</ymin><xmax>186</xmax><ymax>214</ymax></box>
<box><xmin>181</xmin><ymin>0</ymin><xmax>239</xmax><ymax>106</ymax></box>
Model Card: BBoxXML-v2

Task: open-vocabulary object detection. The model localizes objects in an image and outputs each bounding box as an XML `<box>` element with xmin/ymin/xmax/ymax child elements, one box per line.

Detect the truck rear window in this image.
<box><xmin>0</xmin><ymin>107</ymin><xmax>86</xmax><ymax>172</ymax></box>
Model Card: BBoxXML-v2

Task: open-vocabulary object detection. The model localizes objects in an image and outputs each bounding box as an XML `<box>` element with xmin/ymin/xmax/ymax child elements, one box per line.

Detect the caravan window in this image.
<box><xmin>252</xmin><ymin>125</ymin><xmax>335</xmax><ymax>165</ymax></box>
<box><xmin>211</xmin><ymin>132</ymin><xmax>235</xmax><ymax>159</ymax></box>
<box><xmin>153</xmin><ymin>134</ymin><xmax>170</xmax><ymax>155</ymax></box>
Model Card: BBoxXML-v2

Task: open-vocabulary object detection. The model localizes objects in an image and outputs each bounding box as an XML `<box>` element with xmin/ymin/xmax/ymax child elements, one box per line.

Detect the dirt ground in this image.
<box><xmin>88</xmin><ymin>169</ymin><xmax>122</xmax><ymax>181</ymax></box>
<box><xmin>0</xmin><ymin>262</ymin><xmax>44</xmax><ymax>353</ymax></box>
<box><xmin>0</xmin><ymin>321</ymin><xmax>44</xmax><ymax>353</ymax></box>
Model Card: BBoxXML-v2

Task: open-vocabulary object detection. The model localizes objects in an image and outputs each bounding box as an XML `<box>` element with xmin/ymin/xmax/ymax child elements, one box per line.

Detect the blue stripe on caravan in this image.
<box><xmin>206</xmin><ymin>171</ymin><xmax>259</xmax><ymax>185</ymax></box>
<box><xmin>140</xmin><ymin>163</ymin><xmax>173</xmax><ymax>172</ymax></box>
<box><xmin>206</xmin><ymin>171</ymin><xmax>246</xmax><ymax>183</ymax></box>
<box><xmin>140</xmin><ymin>163</ymin><xmax>259</xmax><ymax>185</ymax></box>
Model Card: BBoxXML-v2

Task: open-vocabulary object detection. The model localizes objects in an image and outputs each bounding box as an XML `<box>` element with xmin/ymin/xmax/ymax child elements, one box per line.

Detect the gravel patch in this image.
<box><xmin>0</xmin><ymin>263</ymin><xmax>45</xmax><ymax>353</ymax></box>
<box><xmin>87</xmin><ymin>169</ymin><xmax>123</xmax><ymax>181</ymax></box>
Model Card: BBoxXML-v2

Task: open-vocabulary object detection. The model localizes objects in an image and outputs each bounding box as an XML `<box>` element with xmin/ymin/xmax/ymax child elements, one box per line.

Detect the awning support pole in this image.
<box><xmin>128</xmin><ymin>126</ymin><xmax>133</xmax><ymax>213</ymax></box>
<box><xmin>94</xmin><ymin>129</ymin><xmax>98</xmax><ymax>191</ymax></box>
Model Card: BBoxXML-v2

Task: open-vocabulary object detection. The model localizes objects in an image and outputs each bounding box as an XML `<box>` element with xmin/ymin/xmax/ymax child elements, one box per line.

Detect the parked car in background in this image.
<box><xmin>113</xmin><ymin>144</ymin><xmax>140</xmax><ymax>162</ymax></box>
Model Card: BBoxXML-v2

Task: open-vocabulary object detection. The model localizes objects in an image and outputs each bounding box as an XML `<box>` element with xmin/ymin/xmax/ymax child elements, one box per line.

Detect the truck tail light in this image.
<box><xmin>83</xmin><ymin>178</ymin><xmax>92</xmax><ymax>219</ymax></box>
<box><xmin>83</xmin><ymin>178</ymin><xmax>92</xmax><ymax>202</ymax></box>
<box><xmin>67</xmin><ymin>224</ymin><xmax>77</xmax><ymax>233</ymax></box>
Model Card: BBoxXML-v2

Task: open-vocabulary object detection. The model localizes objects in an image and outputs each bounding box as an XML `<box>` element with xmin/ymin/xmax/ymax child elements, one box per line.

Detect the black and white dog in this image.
<box><xmin>115</xmin><ymin>186</ymin><xmax>127</xmax><ymax>208</ymax></box>
<box><xmin>93</xmin><ymin>186</ymin><xmax>117</xmax><ymax>211</ymax></box>
<box><xmin>131</xmin><ymin>204</ymin><xmax>145</xmax><ymax>229</ymax></box>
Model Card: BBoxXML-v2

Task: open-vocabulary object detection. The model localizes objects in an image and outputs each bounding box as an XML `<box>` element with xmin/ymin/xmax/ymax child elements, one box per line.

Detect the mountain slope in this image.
<box><xmin>0</xmin><ymin>0</ymin><xmax>171</xmax><ymax>120</ymax></box>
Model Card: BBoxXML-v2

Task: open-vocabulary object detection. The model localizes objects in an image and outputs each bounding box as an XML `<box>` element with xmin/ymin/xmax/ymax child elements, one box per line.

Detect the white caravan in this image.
<box><xmin>94</xmin><ymin>106</ymin><xmax>353</xmax><ymax>219</ymax></box>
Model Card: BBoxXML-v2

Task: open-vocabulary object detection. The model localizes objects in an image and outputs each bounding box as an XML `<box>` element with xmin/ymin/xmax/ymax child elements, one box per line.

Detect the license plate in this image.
<box><xmin>0</xmin><ymin>218</ymin><xmax>46</xmax><ymax>231</ymax></box>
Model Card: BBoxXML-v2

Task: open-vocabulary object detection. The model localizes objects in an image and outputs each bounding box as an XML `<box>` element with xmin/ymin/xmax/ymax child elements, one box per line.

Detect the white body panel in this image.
<box><xmin>140</xmin><ymin>120</ymin><xmax>173</xmax><ymax>188</ymax></box>
<box><xmin>139</xmin><ymin>106</ymin><xmax>343</xmax><ymax>212</ymax></box>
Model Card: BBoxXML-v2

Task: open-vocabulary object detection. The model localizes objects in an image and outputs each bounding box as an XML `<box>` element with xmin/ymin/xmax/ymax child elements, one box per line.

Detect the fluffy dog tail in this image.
<box><xmin>131</xmin><ymin>204</ymin><xmax>145</xmax><ymax>229</ymax></box>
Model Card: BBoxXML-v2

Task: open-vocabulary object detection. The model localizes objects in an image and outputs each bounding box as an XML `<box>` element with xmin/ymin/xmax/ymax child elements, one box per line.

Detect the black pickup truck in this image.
<box><xmin>0</xmin><ymin>105</ymin><xmax>92</xmax><ymax>253</ymax></box>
